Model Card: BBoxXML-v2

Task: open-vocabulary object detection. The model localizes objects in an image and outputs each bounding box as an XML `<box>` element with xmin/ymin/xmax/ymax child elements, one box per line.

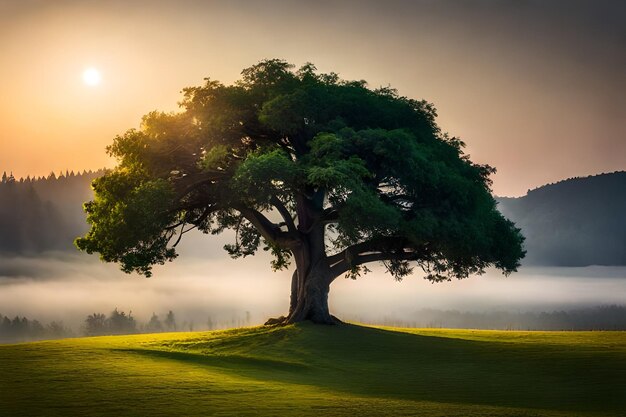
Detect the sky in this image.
<box><xmin>0</xmin><ymin>0</ymin><xmax>624</xmax><ymax>196</ymax></box>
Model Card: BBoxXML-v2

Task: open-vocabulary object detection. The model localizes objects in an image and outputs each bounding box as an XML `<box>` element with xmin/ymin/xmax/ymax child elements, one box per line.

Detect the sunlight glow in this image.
<box><xmin>82</xmin><ymin>68</ymin><xmax>101</xmax><ymax>86</ymax></box>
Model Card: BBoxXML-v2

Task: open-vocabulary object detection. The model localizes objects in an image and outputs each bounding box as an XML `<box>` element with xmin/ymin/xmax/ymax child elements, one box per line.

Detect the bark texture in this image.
<box><xmin>287</xmin><ymin>262</ymin><xmax>335</xmax><ymax>324</ymax></box>
<box><xmin>265</xmin><ymin>215</ymin><xmax>340</xmax><ymax>325</ymax></box>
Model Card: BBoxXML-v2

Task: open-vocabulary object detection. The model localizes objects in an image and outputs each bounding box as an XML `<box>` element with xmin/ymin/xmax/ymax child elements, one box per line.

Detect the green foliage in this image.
<box><xmin>230</xmin><ymin>147</ymin><xmax>300</xmax><ymax>205</ymax></box>
<box><xmin>263</xmin><ymin>240</ymin><xmax>292</xmax><ymax>271</ymax></box>
<box><xmin>197</xmin><ymin>144</ymin><xmax>230</xmax><ymax>171</ymax></box>
<box><xmin>223</xmin><ymin>218</ymin><xmax>261</xmax><ymax>258</ymax></box>
<box><xmin>76</xmin><ymin>59</ymin><xmax>524</xmax><ymax>281</ymax></box>
<box><xmin>75</xmin><ymin>171</ymin><xmax>177</xmax><ymax>276</ymax></box>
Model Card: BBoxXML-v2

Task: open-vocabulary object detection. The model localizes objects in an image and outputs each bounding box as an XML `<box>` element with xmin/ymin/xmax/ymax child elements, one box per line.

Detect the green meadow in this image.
<box><xmin>1</xmin><ymin>324</ymin><xmax>625</xmax><ymax>416</ymax></box>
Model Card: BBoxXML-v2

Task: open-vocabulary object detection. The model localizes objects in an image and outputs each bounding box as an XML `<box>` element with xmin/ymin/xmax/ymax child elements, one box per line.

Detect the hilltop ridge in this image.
<box><xmin>497</xmin><ymin>171</ymin><xmax>626</xmax><ymax>266</ymax></box>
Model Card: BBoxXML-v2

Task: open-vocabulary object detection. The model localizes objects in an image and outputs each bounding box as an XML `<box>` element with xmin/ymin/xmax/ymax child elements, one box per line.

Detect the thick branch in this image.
<box><xmin>329</xmin><ymin>250</ymin><xmax>420</xmax><ymax>278</ymax></box>
<box><xmin>270</xmin><ymin>194</ymin><xmax>297</xmax><ymax>234</ymax></box>
<box><xmin>173</xmin><ymin>171</ymin><xmax>228</xmax><ymax>199</ymax></box>
<box><xmin>327</xmin><ymin>236</ymin><xmax>406</xmax><ymax>267</ymax></box>
<box><xmin>165</xmin><ymin>204</ymin><xmax>213</xmax><ymax>230</ymax></box>
<box><xmin>238</xmin><ymin>207</ymin><xmax>300</xmax><ymax>248</ymax></box>
<box><xmin>320</xmin><ymin>207</ymin><xmax>339</xmax><ymax>225</ymax></box>
<box><xmin>327</xmin><ymin>236</ymin><xmax>422</xmax><ymax>278</ymax></box>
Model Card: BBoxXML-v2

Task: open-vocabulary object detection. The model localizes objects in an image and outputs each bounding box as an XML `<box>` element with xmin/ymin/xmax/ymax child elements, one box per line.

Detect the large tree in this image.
<box><xmin>76</xmin><ymin>60</ymin><xmax>525</xmax><ymax>325</ymax></box>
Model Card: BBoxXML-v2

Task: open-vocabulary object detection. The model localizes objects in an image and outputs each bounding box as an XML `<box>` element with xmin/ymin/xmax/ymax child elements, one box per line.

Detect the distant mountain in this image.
<box><xmin>0</xmin><ymin>171</ymin><xmax>102</xmax><ymax>254</ymax></box>
<box><xmin>497</xmin><ymin>172</ymin><xmax>626</xmax><ymax>266</ymax></box>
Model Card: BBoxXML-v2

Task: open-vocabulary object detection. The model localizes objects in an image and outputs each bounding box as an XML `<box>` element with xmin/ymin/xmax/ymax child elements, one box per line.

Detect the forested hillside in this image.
<box><xmin>0</xmin><ymin>170</ymin><xmax>102</xmax><ymax>254</ymax></box>
<box><xmin>498</xmin><ymin>171</ymin><xmax>626</xmax><ymax>266</ymax></box>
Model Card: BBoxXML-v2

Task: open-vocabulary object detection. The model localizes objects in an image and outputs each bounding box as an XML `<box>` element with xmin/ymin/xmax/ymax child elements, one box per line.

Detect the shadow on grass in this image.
<box><xmin>116</xmin><ymin>348</ymin><xmax>311</xmax><ymax>374</ymax></box>
<box><xmin>115</xmin><ymin>324</ymin><xmax>626</xmax><ymax>414</ymax></box>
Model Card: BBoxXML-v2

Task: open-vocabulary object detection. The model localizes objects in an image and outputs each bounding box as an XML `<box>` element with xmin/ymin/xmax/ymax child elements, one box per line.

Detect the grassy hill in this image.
<box><xmin>1</xmin><ymin>324</ymin><xmax>625</xmax><ymax>416</ymax></box>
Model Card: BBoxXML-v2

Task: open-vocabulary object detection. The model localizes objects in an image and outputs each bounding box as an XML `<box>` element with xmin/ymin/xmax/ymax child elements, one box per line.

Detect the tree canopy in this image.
<box><xmin>76</xmin><ymin>59</ymin><xmax>524</xmax><ymax>324</ymax></box>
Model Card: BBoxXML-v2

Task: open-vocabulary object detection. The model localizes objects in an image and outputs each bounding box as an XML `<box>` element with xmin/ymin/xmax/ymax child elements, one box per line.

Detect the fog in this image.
<box><xmin>1</xmin><ymin>232</ymin><xmax>624</xmax><ymax>331</ymax></box>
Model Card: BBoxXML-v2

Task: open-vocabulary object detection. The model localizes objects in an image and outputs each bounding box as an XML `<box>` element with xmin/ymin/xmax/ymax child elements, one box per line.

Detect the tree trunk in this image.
<box><xmin>286</xmin><ymin>261</ymin><xmax>337</xmax><ymax>324</ymax></box>
<box><xmin>266</xmin><ymin>222</ymin><xmax>340</xmax><ymax>325</ymax></box>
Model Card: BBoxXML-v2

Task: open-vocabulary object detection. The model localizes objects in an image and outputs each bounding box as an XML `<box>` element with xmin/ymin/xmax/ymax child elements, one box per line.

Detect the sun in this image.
<box><xmin>82</xmin><ymin>68</ymin><xmax>102</xmax><ymax>86</ymax></box>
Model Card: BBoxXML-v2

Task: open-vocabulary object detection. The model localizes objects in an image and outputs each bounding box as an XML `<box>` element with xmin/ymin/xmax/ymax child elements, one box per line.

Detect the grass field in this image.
<box><xmin>1</xmin><ymin>323</ymin><xmax>625</xmax><ymax>416</ymax></box>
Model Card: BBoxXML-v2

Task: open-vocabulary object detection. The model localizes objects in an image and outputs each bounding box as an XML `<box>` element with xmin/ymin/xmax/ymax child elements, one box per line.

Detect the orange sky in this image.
<box><xmin>1</xmin><ymin>0</ymin><xmax>624</xmax><ymax>196</ymax></box>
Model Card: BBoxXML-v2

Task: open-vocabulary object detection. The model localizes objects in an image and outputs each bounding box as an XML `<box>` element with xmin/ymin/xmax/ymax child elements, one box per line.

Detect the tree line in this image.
<box><xmin>1</xmin><ymin>169</ymin><xmax>97</xmax><ymax>184</ymax></box>
<box><xmin>348</xmin><ymin>305</ymin><xmax>626</xmax><ymax>331</ymax></box>
<box><xmin>83</xmin><ymin>309</ymin><xmax>178</xmax><ymax>336</ymax></box>
<box><xmin>2</xmin><ymin>306</ymin><xmax>624</xmax><ymax>343</ymax></box>
<box><xmin>0</xmin><ymin>169</ymin><xmax>103</xmax><ymax>254</ymax></box>
<box><xmin>0</xmin><ymin>309</ymin><xmax>176</xmax><ymax>343</ymax></box>
<box><xmin>0</xmin><ymin>309</ymin><xmax>253</xmax><ymax>343</ymax></box>
<box><xmin>0</xmin><ymin>314</ymin><xmax>73</xmax><ymax>343</ymax></box>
